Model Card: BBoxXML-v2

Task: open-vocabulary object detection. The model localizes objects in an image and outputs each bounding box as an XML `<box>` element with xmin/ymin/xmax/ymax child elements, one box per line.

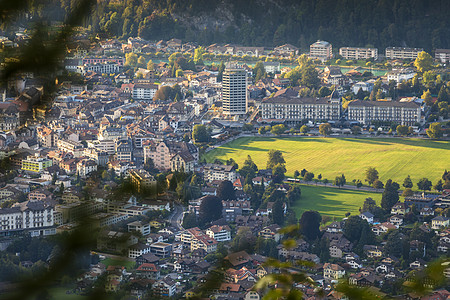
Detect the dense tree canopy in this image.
<box><xmin>299</xmin><ymin>210</ymin><xmax>321</xmax><ymax>241</ymax></box>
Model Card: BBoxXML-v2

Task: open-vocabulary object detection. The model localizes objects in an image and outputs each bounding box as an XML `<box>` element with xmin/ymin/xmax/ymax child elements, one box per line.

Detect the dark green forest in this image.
<box><xmin>5</xmin><ymin>0</ymin><xmax>450</xmax><ymax>51</ymax></box>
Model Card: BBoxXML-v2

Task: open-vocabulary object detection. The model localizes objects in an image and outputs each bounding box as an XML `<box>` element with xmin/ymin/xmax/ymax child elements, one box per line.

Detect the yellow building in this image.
<box><xmin>129</xmin><ymin>169</ymin><xmax>156</xmax><ymax>194</ymax></box>
<box><xmin>21</xmin><ymin>154</ymin><xmax>52</xmax><ymax>173</ymax></box>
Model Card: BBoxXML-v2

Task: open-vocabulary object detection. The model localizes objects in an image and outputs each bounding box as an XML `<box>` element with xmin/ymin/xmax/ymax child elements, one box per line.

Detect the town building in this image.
<box><xmin>347</xmin><ymin>100</ymin><xmax>421</xmax><ymax>126</ymax></box>
<box><xmin>385</xmin><ymin>47</ymin><xmax>423</xmax><ymax>60</ymax></box>
<box><xmin>128</xmin><ymin>169</ymin><xmax>156</xmax><ymax>194</ymax></box>
<box><xmin>310</xmin><ymin>40</ymin><xmax>332</xmax><ymax>61</ymax></box>
<box><xmin>339</xmin><ymin>47</ymin><xmax>378</xmax><ymax>60</ymax></box>
<box><xmin>57</xmin><ymin>139</ymin><xmax>84</xmax><ymax>158</ymax></box>
<box><xmin>261</xmin><ymin>92</ymin><xmax>341</xmax><ymax>124</ymax></box>
<box><xmin>323</xmin><ymin>263</ymin><xmax>345</xmax><ymax>280</ymax></box>
<box><xmin>22</xmin><ymin>154</ymin><xmax>53</xmax><ymax>173</ymax></box>
<box><xmin>203</xmin><ymin>164</ymin><xmax>237</xmax><ymax>182</ymax></box>
<box><xmin>206</xmin><ymin>225</ymin><xmax>232</xmax><ymax>242</ymax></box>
<box><xmin>222</xmin><ymin>64</ymin><xmax>248</xmax><ymax>115</ymax></box>
<box><xmin>387</xmin><ymin>68</ymin><xmax>416</xmax><ymax>83</ymax></box>
<box><xmin>0</xmin><ymin>200</ymin><xmax>55</xmax><ymax>236</ymax></box>
<box><xmin>132</xmin><ymin>83</ymin><xmax>159</xmax><ymax>101</ymax></box>
<box><xmin>435</xmin><ymin>49</ymin><xmax>450</xmax><ymax>63</ymax></box>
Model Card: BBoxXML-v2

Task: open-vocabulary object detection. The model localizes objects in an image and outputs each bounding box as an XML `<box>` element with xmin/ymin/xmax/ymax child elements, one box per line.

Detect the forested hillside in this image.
<box><xmin>12</xmin><ymin>0</ymin><xmax>450</xmax><ymax>51</ymax></box>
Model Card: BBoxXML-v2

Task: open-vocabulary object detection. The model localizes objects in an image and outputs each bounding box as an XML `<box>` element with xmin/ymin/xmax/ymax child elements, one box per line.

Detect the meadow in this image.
<box><xmin>204</xmin><ymin>136</ymin><xmax>450</xmax><ymax>186</ymax></box>
<box><xmin>290</xmin><ymin>184</ymin><xmax>382</xmax><ymax>219</ymax></box>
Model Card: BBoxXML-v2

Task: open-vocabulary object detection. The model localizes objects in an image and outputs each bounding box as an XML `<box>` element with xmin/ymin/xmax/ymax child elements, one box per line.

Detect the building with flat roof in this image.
<box><xmin>339</xmin><ymin>47</ymin><xmax>378</xmax><ymax>60</ymax></box>
<box><xmin>347</xmin><ymin>100</ymin><xmax>421</xmax><ymax>126</ymax></box>
<box><xmin>435</xmin><ymin>49</ymin><xmax>450</xmax><ymax>63</ymax></box>
<box><xmin>222</xmin><ymin>64</ymin><xmax>247</xmax><ymax>115</ymax></box>
<box><xmin>385</xmin><ymin>47</ymin><xmax>423</xmax><ymax>60</ymax></box>
<box><xmin>310</xmin><ymin>40</ymin><xmax>332</xmax><ymax>61</ymax></box>
<box><xmin>128</xmin><ymin>169</ymin><xmax>157</xmax><ymax>194</ymax></box>
<box><xmin>261</xmin><ymin>91</ymin><xmax>341</xmax><ymax>123</ymax></box>
<box><xmin>21</xmin><ymin>154</ymin><xmax>53</xmax><ymax>173</ymax></box>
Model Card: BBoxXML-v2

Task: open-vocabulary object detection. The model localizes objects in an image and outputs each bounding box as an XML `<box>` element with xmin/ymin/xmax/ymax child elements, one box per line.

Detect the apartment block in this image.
<box><xmin>385</xmin><ymin>47</ymin><xmax>423</xmax><ymax>60</ymax></box>
<box><xmin>203</xmin><ymin>164</ymin><xmax>237</xmax><ymax>183</ymax></box>
<box><xmin>339</xmin><ymin>47</ymin><xmax>378</xmax><ymax>60</ymax></box>
<box><xmin>310</xmin><ymin>40</ymin><xmax>332</xmax><ymax>61</ymax></box>
<box><xmin>22</xmin><ymin>155</ymin><xmax>53</xmax><ymax>173</ymax></box>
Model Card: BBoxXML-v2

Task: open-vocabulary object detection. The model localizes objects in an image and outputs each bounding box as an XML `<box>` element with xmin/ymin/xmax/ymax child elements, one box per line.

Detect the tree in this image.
<box><xmin>417</xmin><ymin>178</ymin><xmax>432</xmax><ymax>191</ymax></box>
<box><xmin>427</xmin><ymin>123</ymin><xmax>443</xmax><ymax>139</ymax></box>
<box><xmin>217</xmin><ymin>180</ymin><xmax>236</xmax><ymax>200</ymax></box>
<box><xmin>372</xmin><ymin>179</ymin><xmax>384</xmax><ymax>190</ymax></box>
<box><xmin>270</xmin><ymin>124</ymin><xmax>286</xmax><ymax>135</ymax></box>
<box><xmin>381</xmin><ymin>179</ymin><xmax>399</xmax><ymax>212</ymax></box>
<box><xmin>294</xmin><ymin>170</ymin><xmax>300</xmax><ymax>179</ymax></box>
<box><xmin>272</xmin><ymin>199</ymin><xmax>285</xmax><ymax>226</ymax></box>
<box><xmin>365</xmin><ymin>167</ymin><xmax>379</xmax><ymax>185</ymax></box>
<box><xmin>422</xmin><ymin>89</ymin><xmax>433</xmax><ymax>106</ymax></box>
<box><xmin>304</xmin><ymin>172</ymin><xmax>314</xmax><ymax>182</ymax></box>
<box><xmin>258</xmin><ymin>126</ymin><xmax>266</xmax><ymax>134</ymax></box>
<box><xmin>396</xmin><ymin>125</ymin><xmax>409</xmax><ymax>136</ymax></box>
<box><xmin>300</xmin><ymin>125</ymin><xmax>310</xmax><ymax>134</ymax></box>
<box><xmin>402</xmin><ymin>188</ymin><xmax>414</xmax><ymax>197</ymax></box>
<box><xmin>356</xmin><ymin>180</ymin><xmax>363</xmax><ymax>188</ymax></box>
<box><xmin>362</xmin><ymin>197</ymin><xmax>377</xmax><ymax>213</ymax></box>
<box><xmin>299</xmin><ymin>210</ymin><xmax>321</xmax><ymax>241</ymax></box>
<box><xmin>318</xmin><ymin>86</ymin><xmax>331</xmax><ymax>97</ymax></box>
<box><xmin>182</xmin><ymin>213</ymin><xmax>198</xmax><ymax>229</ymax></box>
<box><xmin>403</xmin><ymin>175</ymin><xmax>413</xmax><ymax>188</ymax></box>
<box><xmin>300</xmin><ymin>169</ymin><xmax>308</xmax><ymax>177</ymax></box>
<box><xmin>194</xmin><ymin>46</ymin><xmax>204</xmax><ymax>64</ymax></box>
<box><xmin>434</xmin><ymin>179</ymin><xmax>444</xmax><ymax>192</ymax></box>
<box><xmin>198</xmin><ymin>196</ymin><xmax>222</xmax><ymax>225</ymax></box>
<box><xmin>334</xmin><ymin>174</ymin><xmax>346</xmax><ymax>188</ymax></box>
<box><xmin>239</xmin><ymin>155</ymin><xmax>258</xmax><ymax>179</ymax></box>
<box><xmin>319</xmin><ymin>123</ymin><xmax>331</xmax><ymax>137</ymax></box>
<box><xmin>192</xmin><ymin>124</ymin><xmax>210</xmax><ymax>143</ymax></box>
<box><xmin>267</xmin><ymin>150</ymin><xmax>285</xmax><ymax>169</ymax></box>
<box><xmin>414</xmin><ymin>51</ymin><xmax>433</xmax><ymax>73</ymax></box>
<box><xmin>351</xmin><ymin>126</ymin><xmax>362</xmax><ymax>135</ymax></box>
<box><xmin>137</xmin><ymin>56</ymin><xmax>146</xmax><ymax>68</ymax></box>
<box><xmin>125</xmin><ymin>52</ymin><xmax>138</xmax><ymax>67</ymax></box>
<box><xmin>301</xmin><ymin>65</ymin><xmax>320</xmax><ymax>88</ymax></box>
<box><xmin>272</xmin><ymin>164</ymin><xmax>287</xmax><ymax>184</ymax></box>
<box><xmin>147</xmin><ymin>59</ymin><xmax>154</xmax><ymax>70</ymax></box>
<box><xmin>437</xmin><ymin>85</ymin><xmax>449</xmax><ymax>103</ymax></box>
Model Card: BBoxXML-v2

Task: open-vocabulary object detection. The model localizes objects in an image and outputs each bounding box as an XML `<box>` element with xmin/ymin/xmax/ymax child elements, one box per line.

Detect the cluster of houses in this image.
<box><xmin>0</xmin><ymin>31</ymin><xmax>448</xmax><ymax>298</ymax></box>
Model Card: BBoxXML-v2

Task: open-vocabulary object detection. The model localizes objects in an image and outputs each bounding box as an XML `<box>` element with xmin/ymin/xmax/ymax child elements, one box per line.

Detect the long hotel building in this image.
<box><xmin>347</xmin><ymin>100</ymin><xmax>421</xmax><ymax>126</ymax></box>
<box><xmin>261</xmin><ymin>93</ymin><xmax>341</xmax><ymax>123</ymax></box>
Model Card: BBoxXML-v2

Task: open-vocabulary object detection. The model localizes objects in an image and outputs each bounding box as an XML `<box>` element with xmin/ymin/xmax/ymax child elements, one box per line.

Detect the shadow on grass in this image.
<box><xmin>292</xmin><ymin>185</ymin><xmax>380</xmax><ymax>218</ymax></box>
<box><xmin>340</xmin><ymin>137</ymin><xmax>450</xmax><ymax>151</ymax></box>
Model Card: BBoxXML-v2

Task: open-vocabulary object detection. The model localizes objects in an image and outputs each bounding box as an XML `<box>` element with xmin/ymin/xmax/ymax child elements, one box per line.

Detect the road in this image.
<box><xmin>168</xmin><ymin>203</ymin><xmax>185</xmax><ymax>230</ymax></box>
<box><xmin>285</xmin><ymin>178</ymin><xmax>386</xmax><ymax>193</ymax></box>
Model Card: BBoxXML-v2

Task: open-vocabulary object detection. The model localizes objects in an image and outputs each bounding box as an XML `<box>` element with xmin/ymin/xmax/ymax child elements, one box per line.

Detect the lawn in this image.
<box><xmin>101</xmin><ymin>257</ymin><xmax>136</xmax><ymax>269</ymax></box>
<box><xmin>291</xmin><ymin>184</ymin><xmax>382</xmax><ymax>219</ymax></box>
<box><xmin>49</xmin><ymin>287</ymin><xmax>86</xmax><ymax>300</ymax></box>
<box><xmin>204</xmin><ymin>137</ymin><xmax>450</xmax><ymax>186</ymax></box>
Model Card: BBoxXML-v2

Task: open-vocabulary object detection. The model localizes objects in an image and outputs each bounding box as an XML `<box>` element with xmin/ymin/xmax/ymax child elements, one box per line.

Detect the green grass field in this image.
<box><xmin>101</xmin><ymin>258</ymin><xmax>135</xmax><ymax>269</ymax></box>
<box><xmin>49</xmin><ymin>287</ymin><xmax>86</xmax><ymax>300</ymax></box>
<box><xmin>204</xmin><ymin>137</ymin><xmax>450</xmax><ymax>186</ymax></box>
<box><xmin>291</xmin><ymin>184</ymin><xmax>381</xmax><ymax>218</ymax></box>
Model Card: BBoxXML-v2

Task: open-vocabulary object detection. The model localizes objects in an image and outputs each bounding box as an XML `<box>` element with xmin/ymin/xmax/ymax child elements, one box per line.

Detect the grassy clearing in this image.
<box><xmin>49</xmin><ymin>287</ymin><xmax>86</xmax><ymax>300</ymax></box>
<box><xmin>204</xmin><ymin>137</ymin><xmax>449</xmax><ymax>186</ymax></box>
<box><xmin>101</xmin><ymin>258</ymin><xmax>135</xmax><ymax>269</ymax></box>
<box><xmin>291</xmin><ymin>184</ymin><xmax>382</xmax><ymax>219</ymax></box>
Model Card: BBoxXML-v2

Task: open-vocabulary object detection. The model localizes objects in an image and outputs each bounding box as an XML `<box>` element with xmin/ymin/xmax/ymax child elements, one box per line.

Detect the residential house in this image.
<box><xmin>323</xmin><ymin>263</ymin><xmax>345</xmax><ymax>280</ymax></box>
<box><xmin>432</xmin><ymin>216</ymin><xmax>450</xmax><ymax>230</ymax></box>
